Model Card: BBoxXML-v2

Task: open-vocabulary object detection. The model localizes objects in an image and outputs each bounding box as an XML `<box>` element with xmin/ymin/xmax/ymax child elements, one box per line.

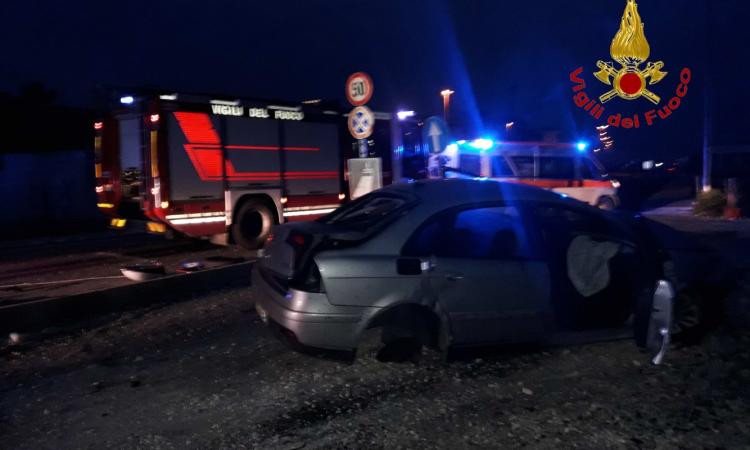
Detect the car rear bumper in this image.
<box><xmin>252</xmin><ymin>268</ymin><xmax>367</xmax><ymax>351</ymax></box>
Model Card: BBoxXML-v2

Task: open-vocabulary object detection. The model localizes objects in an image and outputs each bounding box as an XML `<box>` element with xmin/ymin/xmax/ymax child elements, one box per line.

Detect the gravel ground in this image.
<box><xmin>1</xmin><ymin>286</ymin><xmax>749</xmax><ymax>450</ymax></box>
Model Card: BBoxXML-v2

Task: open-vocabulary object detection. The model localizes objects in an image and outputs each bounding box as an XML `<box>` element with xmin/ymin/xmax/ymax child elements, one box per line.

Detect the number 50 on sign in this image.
<box><xmin>345</xmin><ymin>72</ymin><xmax>374</xmax><ymax>107</ymax></box>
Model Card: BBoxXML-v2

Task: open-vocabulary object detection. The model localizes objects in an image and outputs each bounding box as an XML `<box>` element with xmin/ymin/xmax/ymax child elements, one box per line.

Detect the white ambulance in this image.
<box><xmin>443</xmin><ymin>140</ymin><xmax>620</xmax><ymax>209</ymax></box>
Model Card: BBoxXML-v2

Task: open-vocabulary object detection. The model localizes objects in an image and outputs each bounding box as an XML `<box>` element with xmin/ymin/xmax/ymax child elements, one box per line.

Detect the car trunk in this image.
<box><xmin>260</xmin><ymin>221</ymin><xmax>366</xmax><ymax>280</ymax></box>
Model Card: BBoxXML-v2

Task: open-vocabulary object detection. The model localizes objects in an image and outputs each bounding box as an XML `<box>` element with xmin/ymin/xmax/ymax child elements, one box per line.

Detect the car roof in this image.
<box><xmin>345</xmin><ymin>179</ymin><xmax>583</xmax><ymax>255</ymax></box>
<box><xmin>382</xmin><ymin>178</ymin><xmax>568</xmax><ymax>209</ymax></box>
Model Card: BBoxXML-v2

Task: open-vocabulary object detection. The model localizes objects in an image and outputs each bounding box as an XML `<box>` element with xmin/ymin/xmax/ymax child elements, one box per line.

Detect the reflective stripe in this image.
<box><xmin>165</xmin><ymin>212</ymin><xmax>225</xmax><ymax>220</ymax></box>
<box><xmin>147</xmin><ymin>222</ymin><xmax>167</xmax><ymax>233</ymax></box>
<box><xmin>150</xmin><ymin>131</ymin><xmax>159</xmax><ymax>178</ymax></box>
<box><xmin>169</xmin><ymin>216</ymin><xmax>226</xmax><ymax>225</ymax></box>
<box><xmin>283</xmin><ymin>208</ymin><xmax>336</xmax><ymax>217</ymax></box>
<box><xmin>283</xmin><ymin>204</ymin><xmax>340</xmax><ymax>212</ymax></box>
<box><xmin>94</xmin><ymin>136</ymin><xmax>102</xmax><ymax>178</ymax></box>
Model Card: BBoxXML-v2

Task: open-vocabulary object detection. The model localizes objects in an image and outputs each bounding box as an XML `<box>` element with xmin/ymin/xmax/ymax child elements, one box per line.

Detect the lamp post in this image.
<box><xmin>440</xmin><ymin>89</ymin><xmax>454</xmax><ymax>123</ymax></box>
<box><xmin>701</xmin><ymin>0</ymin><xmax>712</xmax><ymax>192</ymax></box>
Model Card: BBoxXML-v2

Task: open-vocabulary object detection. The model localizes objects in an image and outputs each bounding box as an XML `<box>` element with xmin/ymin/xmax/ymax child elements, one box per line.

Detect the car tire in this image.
<box><xmin>596</xmin><ymin>196</ymin><xmax>616</xmax><ymax>210</ymax></box>
<box><xmin>231</xmin><ymin>200</ymin><xmax>275</xmax><ymax>250</ymax></box>
<box><xmin>377</xmin><ymin>326</ymin><xmax>423</xmax><ymax>363</ymax></box>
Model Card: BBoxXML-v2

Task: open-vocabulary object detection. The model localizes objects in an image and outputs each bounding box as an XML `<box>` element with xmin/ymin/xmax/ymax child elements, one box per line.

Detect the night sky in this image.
<box><xmin>1</xmin><ymin>0</ymin><xmax>747</xmax><ymax>165</ymax></box>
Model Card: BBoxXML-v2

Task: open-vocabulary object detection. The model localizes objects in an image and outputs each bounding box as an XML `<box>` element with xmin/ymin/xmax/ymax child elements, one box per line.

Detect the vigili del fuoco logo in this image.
<box><xmin>569</xmin><ymin>0</ymin><xmax>691</xmax><ymax>129</ymax></box>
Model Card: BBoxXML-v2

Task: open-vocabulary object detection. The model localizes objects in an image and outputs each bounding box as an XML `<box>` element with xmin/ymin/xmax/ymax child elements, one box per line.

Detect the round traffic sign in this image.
<box><xmin>348</xmin><ymin>106</ymin><xmax>375</xmax><ymax>140</ymax></box>
<box><xmin>345</xmin><ymin>72</ymin><xmax>374</xmax><ymax>106</ymax></box>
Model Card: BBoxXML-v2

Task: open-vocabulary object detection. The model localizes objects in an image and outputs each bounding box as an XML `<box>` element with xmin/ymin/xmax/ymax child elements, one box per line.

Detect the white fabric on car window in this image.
<box><xmin>566</xmin><ymin>234</ymin><xmax>621</xmax><ymax>297</ymax></box>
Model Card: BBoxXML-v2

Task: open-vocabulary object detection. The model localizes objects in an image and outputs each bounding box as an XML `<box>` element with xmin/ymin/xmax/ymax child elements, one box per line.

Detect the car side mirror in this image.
<box><xmin>397</xmin><ymin>258</ymin><xmax>423</xmax><ymax>275</ymax></box>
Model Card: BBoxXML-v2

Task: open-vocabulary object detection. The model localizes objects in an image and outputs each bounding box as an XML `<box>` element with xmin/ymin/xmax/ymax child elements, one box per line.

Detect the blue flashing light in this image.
<box><xmin>469</xmin><ymin>138</ymin><xmax>494</xmax><ymax>151</ymax></box>
<box><xmin>120</xmin><ymin>96</ymin><xmax>135</xmax><ymax>105</ymax></box>
<box><xmin>445</xmin><ymin>143</ymin><xmax>458</xmax><ymax>153</ymax></box>
<box><xmin>397</xmin><ymin>110</ymin><xmax>415</xmax><ymax>120</ymax></box>
<box><xmin>576</xmin><ymin>142</ymin><xmax>588</xmax><ymax>152</ymax></box>
<box><xmin>457</xmin><ymin>140</ymin><xmax>467</xmax><ymax>145</ymax></box>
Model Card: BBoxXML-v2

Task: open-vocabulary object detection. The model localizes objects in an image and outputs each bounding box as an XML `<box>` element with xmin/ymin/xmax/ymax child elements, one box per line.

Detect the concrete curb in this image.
<box><xmin>0</xmin><ymin>261</ymin><xmax>254</xmax><ymax>335</ymax></box>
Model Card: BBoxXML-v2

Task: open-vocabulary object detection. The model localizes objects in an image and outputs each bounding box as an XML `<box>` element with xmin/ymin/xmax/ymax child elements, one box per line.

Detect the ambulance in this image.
<box><xmin>445</xmin><ymin>140</ymin><xmax>620</xmax><ymax>209</ymax></box>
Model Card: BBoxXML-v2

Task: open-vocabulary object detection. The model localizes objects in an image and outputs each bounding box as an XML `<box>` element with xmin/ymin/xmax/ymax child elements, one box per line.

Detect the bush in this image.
<box><xmin>693</xmin><ymin>190</ymin><xmax>727</xmax><ymax>217</ymax></box>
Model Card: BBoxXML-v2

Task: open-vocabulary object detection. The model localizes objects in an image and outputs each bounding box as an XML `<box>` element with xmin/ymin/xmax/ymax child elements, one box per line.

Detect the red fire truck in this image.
<box><xmin>95</xmin><ymin>91</ymin><xmax>392</xmax><ymax>249</ymax></box>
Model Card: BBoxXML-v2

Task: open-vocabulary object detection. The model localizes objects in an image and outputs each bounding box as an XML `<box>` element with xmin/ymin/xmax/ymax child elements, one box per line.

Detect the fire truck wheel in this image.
<box><xmin>232</xmin><ymin>200</ymin><xmax>275</xmax><ymax>249</ymax></box>
<box><xmin>596</xmin><ymin>196</ymin><xmax>616</xmax><ymax>211</ymax></box>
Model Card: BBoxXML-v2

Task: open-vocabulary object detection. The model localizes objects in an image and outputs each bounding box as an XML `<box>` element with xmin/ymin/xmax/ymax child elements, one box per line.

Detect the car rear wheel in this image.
<box><xmin>357</xmin><ymin>307</ymin><xmax>443</xmax><ymax>364</ymax></box>
<box><xmin>232</xmin><ymin>200</ymin><xmax>275</xmax><ymax>250</ymax></box>
<box><xmin>355</xmin><ymin>326</ymin><xmax>424</xmax><ymax>364</ymax></box>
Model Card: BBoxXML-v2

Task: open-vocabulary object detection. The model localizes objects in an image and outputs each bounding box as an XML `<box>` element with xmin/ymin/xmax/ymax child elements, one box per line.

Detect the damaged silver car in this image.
<box><xmin>253</xmin><ymin>179</ymin><xmax>673</xmax><ymax>364</ymax></box>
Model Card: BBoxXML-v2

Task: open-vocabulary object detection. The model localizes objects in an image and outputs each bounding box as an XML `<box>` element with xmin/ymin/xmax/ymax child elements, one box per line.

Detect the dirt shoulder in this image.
<box><xmin>1</xmin><ymin>287</ymin><xmax>749</xmax><ymax>449</ymax></box>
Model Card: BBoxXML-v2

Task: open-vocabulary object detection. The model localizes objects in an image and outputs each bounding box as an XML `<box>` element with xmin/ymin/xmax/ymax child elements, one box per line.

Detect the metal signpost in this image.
<box><xmin>421</xmin><ymin>116</ymin><xmax>451</xmax><ymax>178</ymax></box>
<box><xmin>346</xmin><ymin>72</ymin><xmax>375</xmax><ymax>157</ymax></box>
<box><xmin>345</xmin><ymin>72</ymin><xmax>381</xmax><ymax>198</ymax></box>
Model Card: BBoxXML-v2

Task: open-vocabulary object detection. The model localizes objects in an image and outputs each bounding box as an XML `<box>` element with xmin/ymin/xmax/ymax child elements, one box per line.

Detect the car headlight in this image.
<box><xmin>611</xmin><ymin>179</ymin><xmax>621</xmax><ymax>189</ymax></box>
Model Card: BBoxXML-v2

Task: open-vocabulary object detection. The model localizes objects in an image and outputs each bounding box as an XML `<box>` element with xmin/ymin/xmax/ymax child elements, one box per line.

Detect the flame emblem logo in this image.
<box><xmin>594</xmin><ymin>0</ymin><xmax>667</xmax><ymax>105</ymax></box>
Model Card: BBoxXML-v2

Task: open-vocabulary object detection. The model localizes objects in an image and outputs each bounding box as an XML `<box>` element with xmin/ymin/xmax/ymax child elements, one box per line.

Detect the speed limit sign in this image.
<box><xmin>345</xmin><ymin>72</ymin><xmax>373</xmax><ymax>106</ymax></box>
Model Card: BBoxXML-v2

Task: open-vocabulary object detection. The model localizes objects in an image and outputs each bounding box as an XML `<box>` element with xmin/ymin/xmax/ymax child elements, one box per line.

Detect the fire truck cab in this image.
<box><xmin>446</xmin><ymin>140</ymin><xmax>620</xmax><ymax>209</ymax></box>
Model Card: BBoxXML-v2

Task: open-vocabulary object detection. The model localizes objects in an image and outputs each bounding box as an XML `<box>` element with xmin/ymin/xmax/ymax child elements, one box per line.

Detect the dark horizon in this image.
<box><xmin>1</xmin><ymin>0</ymin><xmax>748</xmax><ymax>166</ymax></box>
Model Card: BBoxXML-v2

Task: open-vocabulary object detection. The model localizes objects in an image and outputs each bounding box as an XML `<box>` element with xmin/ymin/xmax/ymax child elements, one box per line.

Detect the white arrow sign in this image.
<box><xmin>428</xmin><ymin>121</ymin><xmax>444</xmax><ymax>154</ymax></box>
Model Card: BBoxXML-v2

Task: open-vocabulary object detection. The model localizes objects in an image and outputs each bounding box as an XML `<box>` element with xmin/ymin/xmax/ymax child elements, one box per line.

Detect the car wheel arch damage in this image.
<box><xmin>359</xmin><ymin>301</ymin><xmax>451</xmax><ymax>352</ymax></box>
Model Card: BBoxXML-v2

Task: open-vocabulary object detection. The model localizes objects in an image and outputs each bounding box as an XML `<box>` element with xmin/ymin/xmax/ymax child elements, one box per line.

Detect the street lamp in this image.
<box><xmin>440</xmin><ymin>89</ymin><xmax>454</xmax><ymax>122</ymax></box>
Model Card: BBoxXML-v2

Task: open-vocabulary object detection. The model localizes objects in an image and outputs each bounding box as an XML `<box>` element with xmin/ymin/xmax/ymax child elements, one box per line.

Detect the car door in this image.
<box><xmin>402</xmin><ymin>204</ymin><xmax>551</xmax><ymax>346</ymax></box>
<box><xmin>528</xmin><ymin>202</ymin><xmax>675</xmax><ymax>363</ymax></box>
<box><xmin>528</xmin><ymin>203</ymin><xmax>648</xmax><ymax>330</ymax></box>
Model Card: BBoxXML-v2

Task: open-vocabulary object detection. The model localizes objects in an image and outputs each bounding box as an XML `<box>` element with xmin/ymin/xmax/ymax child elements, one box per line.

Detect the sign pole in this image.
<box><xmin>358</xmin><ymin>139</ymin><xmax>369</xmax><ymax>158</ymax></box>
<box><xmin>346</xmin><ymin>72</ymin><xmax>380</xmax><ymax>199</ymax></box>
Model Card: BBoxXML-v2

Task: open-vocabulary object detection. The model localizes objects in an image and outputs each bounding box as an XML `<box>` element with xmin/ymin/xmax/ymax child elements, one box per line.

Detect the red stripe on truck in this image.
<box><xmin>226</xmin><ymin>145</ymin><xmax>320</xmax><ymax>152</ymax></box>
<box><xmin>175</xmin><ymin>112</ymin><xmax>337</xmax><ymax>182</ymax></box>
<box><xmin>173</xmin><ymin>112</ymin><xmax>221</xmax><ymax>144</ymax></box>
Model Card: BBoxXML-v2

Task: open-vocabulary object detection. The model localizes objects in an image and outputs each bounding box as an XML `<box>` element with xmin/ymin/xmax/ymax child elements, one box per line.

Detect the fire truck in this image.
<box><xmin>94</xmin><ymin>91</ymin><xmax>401</xmax><ymax>249</ymax></box>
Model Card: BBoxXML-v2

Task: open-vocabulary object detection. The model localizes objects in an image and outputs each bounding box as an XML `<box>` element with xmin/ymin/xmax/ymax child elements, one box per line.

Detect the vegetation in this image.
<box><xmin>693</xmin><ymin>189</ymin><xmax>727</xmax><ymax>217</ymax></box>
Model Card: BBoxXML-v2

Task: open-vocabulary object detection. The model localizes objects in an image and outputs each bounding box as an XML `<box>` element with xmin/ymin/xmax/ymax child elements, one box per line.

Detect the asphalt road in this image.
<box><xmin>2</xmin><ymin>286</ymin><xmax>749</xmax><ymax>450</ymax></box>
